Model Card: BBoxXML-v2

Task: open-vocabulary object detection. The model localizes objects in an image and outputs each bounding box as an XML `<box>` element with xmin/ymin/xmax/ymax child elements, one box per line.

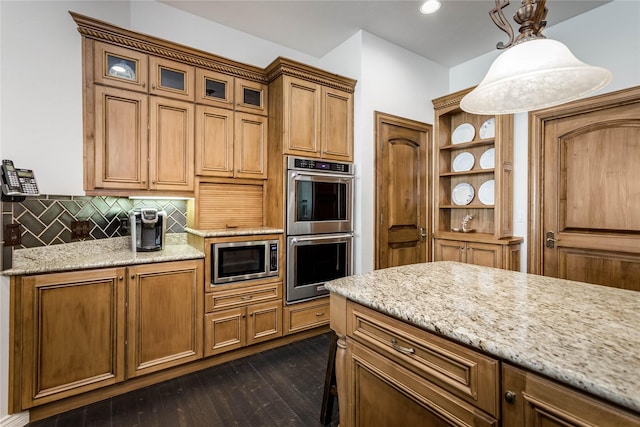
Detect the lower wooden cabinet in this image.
<box><xmin>126</xmin><ymin>260</ymin><xmax>204</xmax><ymax>377</ymax></box>
<box><xmin>16</xmin><ymin>268</ymin><xmax>127</xmax><ymax>409</ymax></box>
<box><xmin>433</xmin><ymin>237</ymin><xmax>522</xmax><ymax>271</ymax></box>
<box><xmin>502</xmin><ymin>364</ymin><xmax>640</xmax><ymax>427</ymax></box>
<box><xmin>204</xmin><ymin>282</ymin><xmax>283</xmax><ymax>356</ymax></box>
<box><xmin>11</xmin><ymin>259</ymin><xmax>204</xmax><ymax>411</ymax></box>
<box><xmin>331</xmin><ymin>294</ymin><xmax>640</xmax><ymax>427</ymax></box>
<box><xmin>283</xmin><ymin>297</ymin><xmax>330</xmax><ymax>335</ymax></box>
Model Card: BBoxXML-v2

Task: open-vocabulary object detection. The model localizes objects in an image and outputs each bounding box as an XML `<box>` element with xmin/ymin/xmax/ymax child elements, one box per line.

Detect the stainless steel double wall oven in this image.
<box><xmin>286</xmin><ymin>156</ymin><xmax>354</xmax><ymax>303</ymax></box>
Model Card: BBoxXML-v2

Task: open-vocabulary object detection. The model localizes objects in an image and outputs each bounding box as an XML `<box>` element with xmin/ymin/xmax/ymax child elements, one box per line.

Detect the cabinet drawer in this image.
<box><xmin>284</xmin><ymin>299</ymin><xmax>330</xmax><ymax>334</ymax></box>
<box><xmin>350</xmin><ymin>341</ymin><xmax>497</xmax><ymax>427</ymax></box>
<box><xmin>206</xmin><ymin>282</ymin><xmax>280</xmax><ymax>312</ymax></box>
<box><xmin>347</xmin><ymin>302</ymin><xmax>499</xmax><ymax>417</ymax></box>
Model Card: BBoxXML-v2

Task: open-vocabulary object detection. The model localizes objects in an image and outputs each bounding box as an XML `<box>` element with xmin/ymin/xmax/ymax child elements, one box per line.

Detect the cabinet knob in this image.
<box><xmin>152</xmin><ymin>83</ymin><xmax>156</xmax><ymax>89</ymax></box>
<box><xmin>142</xmin><ymin>82</ymin><xmax>146</xmax><ymax>88</ymax></box>
<box><xmin>131</xmin><ymin>274</ymin><xmax>135</xmax><ymax>279</ymax></box>
<box><xmin>504</xmin><ymin>390</ymin><xmax>517</xmax><ymax>404</ymax></box>
<box><xmin>118</xmin><ymin>276</ymin><xmax>123</xmax><ymax>281</ymax></box>
<box><xmin>315</xmin><ymin>312</ymin><xmax>325</xmax><ymax>317</ymax></box>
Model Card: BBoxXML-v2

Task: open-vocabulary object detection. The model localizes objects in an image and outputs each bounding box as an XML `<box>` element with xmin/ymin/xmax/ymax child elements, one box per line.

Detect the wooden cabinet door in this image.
<box><xmin>195</xmin><ymin>68</ymin><xmax>234</xmax><ymax>109</ymax></box>
<box><xmin>283</xmin><ymin>75</ymin><xmax>321</xmax><ymax>157</ymax></box>
<box><xmin>433</xmin><ymin>239</ymin><xmax>465</xmax><ymax>263</ymax></box>
<box><xmin>195</xmin><ymin>105</ymin><xmax>234</xmax><ymax>177</ymax></box>
<box><xmin>348</xmin><ymin>341</ymin><xmax>497</xmax><ymax>427</ymax></box>
<box><xmin>20</xmin><ymin>268</ymin><xmax>126</xmax><ymax>408</ymax></box>
<box><xmin>149</xmin><ymin>96</ymin><xmax>194</xmax><ymax>191</ymax></box>
<box><xmin>247</xmin><ymin>300</ymin><xmax>282</xmax><ymax>345</ymax></box>
<box><xmin>466</xmin><ymin>241</ymin><xmax>502</xmax><ymax>268</ymax></box>
<box><xmin>502</xmin><ymin>364</ymin><xmax>640</xmax><ymax>427</ymax></box>
<box><xmin>94</xmin><ymin>86</ymin><xmax>149</xmax><ymax>190</ymax></box>
<box><xmin>127</xmin><ymin>260</ymin><xmax>203</xmax><ymax>378</ymax></box>
<box><xmin>204</xmin><ymin>308</ymin><xmax>246</xmax><ymax>356</ymax></box>
<box><xmin>321</xmin><ymin>87</ymin><xmax>353</xmax><ymax>161</ymax></box>
<box><xmin>235</xmin><ymin>78</ymin><xmax>268</xmax><ymax>116</ymax></box>
<box><xmin>234</xmin><ymin>112</ymin><xmax>267</xmax><ymax>179</ymax></box>
<box><xmin>93</xmin><ymin>41</ymin><xmax>148</xmax><ymax>92</ymax></box>
<box><xmin>148</xmin><ymin>56</ymin><xmax>194</xmax><ymax>101</ymax></box>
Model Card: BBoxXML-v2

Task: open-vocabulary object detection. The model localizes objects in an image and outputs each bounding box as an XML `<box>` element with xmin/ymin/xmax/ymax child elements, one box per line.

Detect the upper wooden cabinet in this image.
<box><xmin>94</xmin><ymin>41</ymin><xmax>148</xmax><ymax>92</ymax></box>
<box><xmin>195</xmin><ymin>69</ymin><xmax>268</xmax><ymax>116</ymax></box>
<box><xmin>266</xmin><ymin>58</ymin><xmax>356</xmax><ymax>162</ymax></box>
<box><xmin>148</xmin><ymin>56</ymin><xmax>195</xmax><ymax>101</ymax></box>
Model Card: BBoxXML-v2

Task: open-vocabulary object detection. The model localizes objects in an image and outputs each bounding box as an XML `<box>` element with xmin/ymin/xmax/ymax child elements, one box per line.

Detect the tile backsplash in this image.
<box><xmin>2</xmin><ymin>195</ymin><xmax>187</xmax><ymax>269</ymax></box>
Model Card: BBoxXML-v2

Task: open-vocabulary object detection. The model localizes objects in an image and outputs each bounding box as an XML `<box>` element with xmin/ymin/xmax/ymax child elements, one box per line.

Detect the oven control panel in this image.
<box><xmin>289</xmin><ymin>156</ymin><xmax>353</xmax><ymax>175</ymax></box>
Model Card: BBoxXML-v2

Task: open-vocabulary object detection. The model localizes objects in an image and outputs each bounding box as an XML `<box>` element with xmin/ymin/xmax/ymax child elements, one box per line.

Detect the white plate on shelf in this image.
<box><xmin>452</xmin><ymin>152</ymin><xmax>475</xmax><ymax>172</ymax></box>
<box><xmin>451</xmin><ymin>123</ymin><xmax>475</xmax><ymax>144</ymax></box>
<box><xmin>479</xmin><ymin>148</ymin><xmax>495</xmax><ymax>169</ymax></box>
<box><xmin>478</xmin><ymin>180</ymin><xmax>495</xmax><ymax>205</ymax></box>
<box><xmin>452</xmin><ymin>183</ymin><xmax>474</xmax><ymax>205</ymax></box>
<box><xmin>479</xmin><ymin>118</ymin><xmax>495</xmax><ymax>139</ymax></box>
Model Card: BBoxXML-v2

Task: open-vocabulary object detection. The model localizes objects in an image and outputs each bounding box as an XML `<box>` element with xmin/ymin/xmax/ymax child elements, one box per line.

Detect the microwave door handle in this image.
<box><xmin>292</xmin><ymin>171</ymin><xmax>354</xmax><ymax>180</ymax></box>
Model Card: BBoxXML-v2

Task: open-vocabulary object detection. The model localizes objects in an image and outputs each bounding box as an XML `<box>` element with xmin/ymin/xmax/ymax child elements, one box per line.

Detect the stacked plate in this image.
<box><xmin>452</xmin><ymin>152</ymin><xmax>474</xmax><ymax>172</ymax></box>
<box><xmin>451</xmin><ymin>123</ymin><xmax>474</xmax><ymax>144</ymax></box>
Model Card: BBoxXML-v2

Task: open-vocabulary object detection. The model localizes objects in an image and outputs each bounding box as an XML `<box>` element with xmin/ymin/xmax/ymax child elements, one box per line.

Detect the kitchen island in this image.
<box><xmin>326</xmin><ymin>261</ymin><xmax>639</xmax><ymax>427</ymax></box>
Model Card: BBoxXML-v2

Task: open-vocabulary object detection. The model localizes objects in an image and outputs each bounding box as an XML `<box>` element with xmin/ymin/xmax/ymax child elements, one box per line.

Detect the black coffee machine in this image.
<box><xmin>129</xmin><ymin>208</ymin><xmax>167</xmax><ymax>252</ymax></box>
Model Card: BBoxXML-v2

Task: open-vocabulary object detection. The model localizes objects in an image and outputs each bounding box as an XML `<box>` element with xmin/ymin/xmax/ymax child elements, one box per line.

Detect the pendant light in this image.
<box><xmin>460</xmin><ymin>0</ymin><xmax>612</xmax><ymax>114</ymax></box>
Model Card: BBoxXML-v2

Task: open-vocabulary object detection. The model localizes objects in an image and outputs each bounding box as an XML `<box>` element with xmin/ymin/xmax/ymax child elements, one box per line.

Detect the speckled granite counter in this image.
<box><xmin>2</xmin><ymin>233</ymin><xmax>204</xmax><ymax>276</ymax></box>
<box><xmin>325</xmin><ymin>261</ymin><xmax>640</xmax><ymax>413</ymax></box>
<box><xmin>185</xmin><ymin>226</ymin><xmax>283</xmax><ymax>238</ymax></box>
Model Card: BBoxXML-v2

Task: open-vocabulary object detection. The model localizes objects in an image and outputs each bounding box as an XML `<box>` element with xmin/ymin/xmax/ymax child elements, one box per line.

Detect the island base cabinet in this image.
<box><xmin>126</xmin><ymin>260</ymin><xmax>203</xmax><ymax>378</ymax></box>
<box><xmin>502</xmin><ymin>364</ymin><xmax>640</xmax><ymax>427</ymax></box>
<box><xmin>433</xmin><ymin>237</ymin><xmax>521</xmax><ymax>271</ymax></box>
<box><xmin>16</xmin><ymin>268</ymin><xmax>127</xmax><ymax>409</ymax></box>
<box><xmin>349</xmin><ymin>342</ymin><xmax>498</xmax><ymax>427</ymax></box>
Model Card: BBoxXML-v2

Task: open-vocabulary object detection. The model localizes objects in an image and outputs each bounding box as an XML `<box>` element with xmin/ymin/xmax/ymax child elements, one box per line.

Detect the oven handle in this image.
<box><xmin>290</xmin><ymin>171</ymin><xmax>354</xmax><ymax>180</ymax></box>
<box><xmin>289</xmin><ymin>233</ymin><xmax>354</xmax><ymax>244</ymax></box>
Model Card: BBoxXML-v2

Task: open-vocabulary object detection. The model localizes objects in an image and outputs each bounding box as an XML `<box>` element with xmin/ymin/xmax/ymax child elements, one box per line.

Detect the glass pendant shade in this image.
<box><xmin>460</xmin><ymin>39</ymin><xmax>612</xmax><ymax>114</ymax></box>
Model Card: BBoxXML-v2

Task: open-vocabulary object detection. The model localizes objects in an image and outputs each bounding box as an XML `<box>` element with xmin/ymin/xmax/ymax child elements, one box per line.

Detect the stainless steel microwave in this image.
<box><xmin>211</xmin><ymin>239</ymin><xmax>279</xmax><ymax>285</ymax></box>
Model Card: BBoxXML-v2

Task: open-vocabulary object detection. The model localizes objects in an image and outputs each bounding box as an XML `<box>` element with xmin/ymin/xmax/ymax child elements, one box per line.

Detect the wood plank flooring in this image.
<box><xmin>28</xmin><ymin>333</ymin><xmax>339</xmax><ymax>427</ymax></box>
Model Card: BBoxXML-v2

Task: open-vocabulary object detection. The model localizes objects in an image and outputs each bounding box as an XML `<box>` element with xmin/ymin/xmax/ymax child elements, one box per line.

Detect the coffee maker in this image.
<box><xmin>129</xmin><ymin>208</ymin><xmax>167</xmax><ymax>252</ymax></box>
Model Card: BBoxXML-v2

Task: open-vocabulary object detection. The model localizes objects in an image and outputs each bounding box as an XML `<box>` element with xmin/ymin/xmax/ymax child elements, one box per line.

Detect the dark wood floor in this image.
<box><xmin>28</xmin><ymin>333</ymin><xmax>339</xmax><ymax>427</ymax></box>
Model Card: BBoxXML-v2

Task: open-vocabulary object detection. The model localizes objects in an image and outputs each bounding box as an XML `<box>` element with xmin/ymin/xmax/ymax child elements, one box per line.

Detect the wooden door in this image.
<box><xmin>204</xmin><ymin>308</ymin><xmax>246</xmax><ymax>356</ymax></box>
<box><xmin>532</xmin><ymin>87</ymin><xmax>640</xmax><ymax>290</ymax></box>
<box><xmin>235</xmin><ymin>112</ymin><xmax>268</xmax><ymax>179</ymax></box>
<box><xmin>433</xmin><ymin>239</ymin><xmax>465</xmax><ymax>263</ymax></box>
<box><xmin>321</xmin><ymin>86</ymin><xmax>353</xmax><ymax>161</ymax></box>
<box><xmin>149</xmin><ymin>96</ymin><xmax>194</xmax><ymax>191</ymax></box>
<box><xmin>94</xmin><ymin>86</ymin><xmax>148</xmax><ymax>190</ymax></box>
<box><xmin>246</xmin><ymin>300</ymin><xmax>282</xmax><ymax>345</ymax></box>
<box><xmin>466</xmin><ymin>241</ymin><xmax>502</xmax><ymax>268</ymax></box>
<box><xmin>20</xmin><ymin>268</ymin><xmax>126</xmax><ymax>408</ymax></box>
<box><xmin>375</xmin><ymin>112</ymin><xmax>431</xmax><ymax>269</ymax></box>
<box><xmin>195</xmin><ymin>105</ymin><xmax>234</xmax><ymax>177</ymax></box>
<box><xmin>283</xmin><ymin>75</ymin><xmax>321</xmax><ymax>157</ymax></box>
<box><xmin>127</xmin><ymin>260</ymin><xmax>203</xmax><ymax>377</ymax></box>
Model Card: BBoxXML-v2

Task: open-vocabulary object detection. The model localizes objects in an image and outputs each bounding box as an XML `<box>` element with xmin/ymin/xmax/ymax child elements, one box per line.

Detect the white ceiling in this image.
<box><xmin>159</xmin><ymin>0</ymin><xmax>610</xmax><ymax>67</ymax></box>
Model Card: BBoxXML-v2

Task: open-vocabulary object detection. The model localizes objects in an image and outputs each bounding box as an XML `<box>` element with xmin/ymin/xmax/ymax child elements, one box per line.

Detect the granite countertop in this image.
<box><xmin>325</xmin><ymin>261</ymin><xmax>640</xmax><ymax>413</ymax></box>
<box><xmin>185</xmin><ymin>226</ymin><xmax>284</xmax><ymax>237</ymax></box>
<box><xmin>2</xmin><ymin>233</ymin><xmax>204</xmax><ymax>276</ymax></box>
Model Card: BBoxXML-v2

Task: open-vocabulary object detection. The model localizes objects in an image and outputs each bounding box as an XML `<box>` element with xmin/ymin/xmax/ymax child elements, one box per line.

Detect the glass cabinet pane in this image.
<box><xmin>205</xmin><ymin>78</ymin><xmax>227</xmax><ymax>100</ymax></box>
<box><xmin>243</xmin><ymin>88</ymin><xmax>262</xmax><ymax>107</ymax></box>
<box><xmin>159</xmin><ymin>67</ymin><xmax>186</xmax><ymax>91</ymax></box>
<box><xmin>107</xmin><ymin>54</ymin><xmax>137</xmax><ymax>81</ymax></box>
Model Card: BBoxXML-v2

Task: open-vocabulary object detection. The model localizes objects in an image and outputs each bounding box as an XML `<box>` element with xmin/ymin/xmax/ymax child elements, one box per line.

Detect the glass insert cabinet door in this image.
<box><xmin>196</xmin><ymin>69</ymin><xmax>234</xmax><ymax>108</ymax></box>
<box><xmin>149</xmin><ymin>57</ymin><xmax>195</xmax><ymax>101</ymax></box>
<box><xmin>94</xmin><ymin>42</ymin><xmax>148</xmax><ymax>92</ymax></box>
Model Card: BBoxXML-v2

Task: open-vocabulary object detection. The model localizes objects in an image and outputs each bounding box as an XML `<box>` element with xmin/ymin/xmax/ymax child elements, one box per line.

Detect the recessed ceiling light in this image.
<box><xmin>420</xmin><ymin>0</ymin><xmax>441</xmax><ymax>15</ymax></box>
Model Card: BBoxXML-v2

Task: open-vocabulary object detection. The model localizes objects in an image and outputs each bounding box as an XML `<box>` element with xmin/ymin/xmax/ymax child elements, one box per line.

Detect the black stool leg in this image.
<box><xmin>320</xmin><ymin>331</ymin><xmax>338</xmax><ymax>425</ymax></box>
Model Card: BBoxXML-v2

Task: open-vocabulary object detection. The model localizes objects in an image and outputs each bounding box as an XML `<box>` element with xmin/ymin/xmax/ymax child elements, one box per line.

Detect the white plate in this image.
<box><xmin>451</xmin><ymin>123</ymin><xmax>475</xmax><ymax>144</ymax></box>
<box><xmin>479</xmin><ymin>118</ymin><xmax>495</xmax><ymax>139</ymax></box>
<box><xmin>479</xmin><ymin>148</ymin><xmax>495</xmax><ymax>169</ymax></box>
<box><xmin>452</xmin><ymin>183</ymin><xmax>474</xmax><ymax>205</ymax></box>
<box><xmin>452</xmin><ymin>152</ymin><xmax>475</xmax><ymax>172</ymax></box>
<box><xmin>478</xmin><ymin>180</ymin><xmax>495</xmax><ymax>205</ymax></box>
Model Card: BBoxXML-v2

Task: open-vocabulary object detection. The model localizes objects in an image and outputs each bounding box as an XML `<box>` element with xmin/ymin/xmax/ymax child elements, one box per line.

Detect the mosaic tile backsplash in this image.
<box><xmin>2</xmin><ymin>195</ymin><xmax>187</xmax><ymax>269</ymax></box>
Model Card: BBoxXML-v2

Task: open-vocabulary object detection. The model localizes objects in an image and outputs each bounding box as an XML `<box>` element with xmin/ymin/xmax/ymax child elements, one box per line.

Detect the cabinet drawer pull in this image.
<box><xmin>240</xmin><ymin>295</ymin><xmax>253</xmax><ymax>301</ymax></box>
<box><xmin>315</xmin><ymin>312</ymin><xmax>325</xmax><ymax>316</ymax></box>
<box><xmin>504</xmin><ymin>390</ymin><xmax>517</xmax><ymax>404</ymax></box>
<box><xmin>390</xmin><ymin>338</ymin><xmax>415</xmax><ymax>355</ymax></box>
